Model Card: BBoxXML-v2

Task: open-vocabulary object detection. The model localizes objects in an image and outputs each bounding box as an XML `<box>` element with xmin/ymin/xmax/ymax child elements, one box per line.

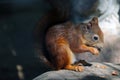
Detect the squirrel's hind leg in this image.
<box><xmin>53</xmin><ymin>42</ymin><xmax>84</xmax><ymax>72</ymax></box>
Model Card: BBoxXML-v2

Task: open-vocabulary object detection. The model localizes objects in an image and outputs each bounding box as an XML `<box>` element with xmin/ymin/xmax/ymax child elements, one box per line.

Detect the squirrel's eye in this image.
<box><xmin>92</xmin><ymin>34</ymin><xmax>99</xmax><ymax>41</ymax></box>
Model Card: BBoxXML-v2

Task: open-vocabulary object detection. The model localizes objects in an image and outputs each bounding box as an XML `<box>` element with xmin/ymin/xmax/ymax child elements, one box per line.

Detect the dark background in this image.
<box><xmin>0</xmin><ymin>0</ymin><xmax>120</xmax><ymax>80</ymax></box>
<box><xmin>0</xmin><ymin>0</ymin><xmax>52</xmax><ymax>80</ymax></box>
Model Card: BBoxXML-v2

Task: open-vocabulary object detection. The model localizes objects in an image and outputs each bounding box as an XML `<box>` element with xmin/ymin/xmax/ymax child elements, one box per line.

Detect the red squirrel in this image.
<box><xmin>35</xmin><ymin>10</ymin><xmax>104</xmax><ymax>71</ymax></box>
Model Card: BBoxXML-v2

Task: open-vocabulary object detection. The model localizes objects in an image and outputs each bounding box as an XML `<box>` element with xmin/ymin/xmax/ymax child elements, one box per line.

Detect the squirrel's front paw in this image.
<box><xmin>89</xmin><ymin>47</ymin><xmax>99</xmax><ymax>55</ymax></box>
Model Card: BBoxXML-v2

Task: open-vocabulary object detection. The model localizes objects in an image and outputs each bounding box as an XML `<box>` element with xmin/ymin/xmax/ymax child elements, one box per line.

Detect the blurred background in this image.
<box><xmin>0</xmin><ymin>0</ymin><xmax>52</xmax><ymax>80</ymax></box>
<box><xmin>0</xmin><ymin>0</ymin><xmax>120</xmax><ymax>80</ymax></box>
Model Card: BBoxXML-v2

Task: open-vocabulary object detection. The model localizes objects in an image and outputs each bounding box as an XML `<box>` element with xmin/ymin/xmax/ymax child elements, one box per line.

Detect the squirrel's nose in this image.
<box><xmin>97</xmin><ymin>46</ymin><xmax>103</xmax><ymax>52</ymax></box>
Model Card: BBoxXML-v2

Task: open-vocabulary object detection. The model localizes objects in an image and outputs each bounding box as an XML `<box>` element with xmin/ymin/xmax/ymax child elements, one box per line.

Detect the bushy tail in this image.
<box><xmin>33</xmin><ymin>9</ymin><xmax>69</xmax><ymax>64</ymax></box>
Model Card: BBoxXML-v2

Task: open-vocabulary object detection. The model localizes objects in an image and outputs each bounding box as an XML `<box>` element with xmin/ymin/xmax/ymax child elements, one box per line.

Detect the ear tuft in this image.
<box><xmin>92</xmin><ymin>17</ymin><xmax>98</xmax><ymax>23</ymax></box>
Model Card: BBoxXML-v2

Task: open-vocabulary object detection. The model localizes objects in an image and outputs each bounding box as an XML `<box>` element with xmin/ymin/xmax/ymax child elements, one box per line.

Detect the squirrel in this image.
<box><xmin>34</xmin><ymin>1</ymin><xmax>104</xmax><ymax>72</ymax></box>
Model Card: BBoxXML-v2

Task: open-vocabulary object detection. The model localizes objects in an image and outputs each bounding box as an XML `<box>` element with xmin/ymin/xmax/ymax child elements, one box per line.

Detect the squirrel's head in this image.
<box><xmin>77</xmin><ymin>17</ymin><xmax>104</xmax><ymax>52</ymax></box>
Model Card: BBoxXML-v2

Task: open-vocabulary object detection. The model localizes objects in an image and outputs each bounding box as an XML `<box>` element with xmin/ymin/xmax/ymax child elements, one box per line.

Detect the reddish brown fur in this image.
<box><xmin>45</xmin><ymin>17</ymin><xmax>103</xmax><ymax>71</ymax></box>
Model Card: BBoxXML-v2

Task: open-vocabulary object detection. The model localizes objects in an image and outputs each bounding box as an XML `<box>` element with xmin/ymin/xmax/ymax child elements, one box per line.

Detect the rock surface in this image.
<box><xmin>33</xmin><ymin>62</ymin><xmax>120</xmax><ymax>80</ymax></box>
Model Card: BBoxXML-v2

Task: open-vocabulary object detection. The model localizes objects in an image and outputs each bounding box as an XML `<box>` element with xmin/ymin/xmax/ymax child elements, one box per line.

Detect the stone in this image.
<box><xmin>33</xmin><ymin>62</ymin><xmax>120</xmax><ymax>80</ymax></box>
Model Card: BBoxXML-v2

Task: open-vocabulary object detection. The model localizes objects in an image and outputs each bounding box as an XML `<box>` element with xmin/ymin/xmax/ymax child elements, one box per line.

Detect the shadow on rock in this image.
<box><xmin>82</xmin><ymin>75</ymin><xmax>108</xmax><ymax>80</ymax></box>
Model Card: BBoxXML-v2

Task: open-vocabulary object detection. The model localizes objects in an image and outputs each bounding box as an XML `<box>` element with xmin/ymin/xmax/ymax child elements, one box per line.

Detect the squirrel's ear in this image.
<box><xmin>92</xmin><ymin>17</ymin><xmax>98</xmax><ymax>23</ymax></box>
